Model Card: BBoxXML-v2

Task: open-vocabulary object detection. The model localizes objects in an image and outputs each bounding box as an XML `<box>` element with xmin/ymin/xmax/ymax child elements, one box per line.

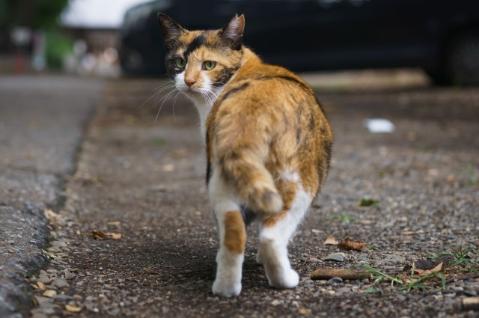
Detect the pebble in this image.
<box><xmin>51</xmin><ymin>240</ymin><xmax>67</xmax><ymax>248</ymax></box>
<box><xmin>55</xmin><ymin>294</ymin><xmax>74</xmax><ymax>301</ymax></box>
<box><xmin>52</xmin><ymin>278</ymin><xmax>69</xmax><ymax>288</ymax></box>
<box><xmin>328</xmin><ymin>277</ymin><xmax>343</xmax><ymax>284</ymax></box>
<box><xmin>324</xmin><ymin>252</ymin><xmax>346</xmax><ymax>262</ymax></box>
<box><xmin>43</xmin><ymin>290</ymin><xmax>57</xmax><ymax>298</ymax></box>
<box><xmin>31</xmin><ymin>312</ymin><xmax>48</xmax><ymax>318</ymax></box>
<box><xmin>38</xmin><ymin>305</ymin><xmax>56</xmax><ymax>315</ymax></box>
<box><xmin>64</xmin><ymin>269</ymin><xmax>75</xmax><ymax>280</ymax></box>
<box><xmin>38</xmin><ymin>272</ymin><xmax>51</xmax><ymax>284</ymax></box>
<box><xmin>336</xmin><ymin>287</ymin><xmax>351</xmax><ymax>295</ymax></box>
<box><xmin>34</xmin><ymin>296</ymin><xmax>51</xmax><ymax>304</ymax></box>
<box><xmin>464</xmin><ymin>289</ymin><xmax>478</xmax><ymax>297</ymax></box>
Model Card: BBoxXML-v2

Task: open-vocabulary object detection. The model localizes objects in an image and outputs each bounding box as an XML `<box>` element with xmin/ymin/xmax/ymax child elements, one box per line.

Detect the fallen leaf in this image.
<box><xmin>462</xmin><ymin>297</ymin><xmax>479</xmax><ymax>311</ymax></box>
<box><xmin>91</xmin><ymin>231</ymin><xmax>122</xmax><ymax>240</ymax></box>
<box><xmin>36</xmin><ymin>281</ymin><xmax>46</xmax><ymax>290</ymax></box>
<box><xmin>413</xmin><ymin>258</ymin><xmax>439</xmax><ymax>270</ymax></box>
<box><xmin>298</xmin><ymin>307</ymin><xmax>312</xmax><ymax>316</ymax></box>
<box><xmin>359</xmin><ymin>198</ymin><xmax>379</xmax><ymax>207</ymax></box>
<box><xmin>338</xmin><ymin>238</ymin><xmax>367</xmax><ymax>251</ymax></box>
<box><xmin>359</xmin><ymin>219</ymin><xmax>374</xmax><ymax>225</ymax></box>
<box><xmin>107</xmin><ymin>221</ymin><xmax>121</xmax><ymax>228</ymax></box>
<box><xmin>65</xmin><ymin>304</ymin><xmax>82</xmax><ymax>313</ymax></box>
<box><xmin>91</xmin><ymin>230</ymin><xmax>107</xmax><ymax>239</ymax></box>
<box><xmin>43</xmin><ymin>290</ymin><xmax>57</xmax><ymax>298</ymax></box>
<box><xmin>108</xmin><ymin>232</ymin><xmax>122</xmax><ymax>240</ymax></box>
<box><xmin>44</xmin><ymin>209</ymin><xmax>62</xmax><ymax>225</ymax></box>
<box><xmin>324</xmin><ymin>235</ymin><xmax>339</xmax><ymax>245</ymax></box>
<box><xmin>414</xmin><ymin>262</ymin><xmax>443</xmax><ymax>276</ymax></box>
<box><xmin>311</xmin><ymin>268</ymin><xmax>370</xmax><ymax>280</ymax></box>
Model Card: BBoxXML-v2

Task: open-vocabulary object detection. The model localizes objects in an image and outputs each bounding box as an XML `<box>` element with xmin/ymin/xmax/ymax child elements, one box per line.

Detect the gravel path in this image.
<box><xmin>29</xmin><ymin>79</ymin><xmax>479</xmax><ymax>317</ymax></box>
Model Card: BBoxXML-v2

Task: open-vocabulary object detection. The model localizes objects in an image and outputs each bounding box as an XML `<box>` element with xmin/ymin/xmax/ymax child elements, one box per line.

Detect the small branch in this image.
<box><xmin>310</xmin><ymin>268</ymin><xmax>371</xmax><ymax>280</ymax></box>
<box><xmin>462</xmin><ymin>297</ymin><xmax>479</xmax><ymax>311</ymax></box>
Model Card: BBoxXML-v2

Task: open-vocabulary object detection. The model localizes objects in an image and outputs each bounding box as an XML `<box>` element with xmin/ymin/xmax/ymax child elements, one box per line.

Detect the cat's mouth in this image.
<box><xmin>177</xmin><ymin>86</ymin><xmax>203</xmax><ymax>96</ymax></box>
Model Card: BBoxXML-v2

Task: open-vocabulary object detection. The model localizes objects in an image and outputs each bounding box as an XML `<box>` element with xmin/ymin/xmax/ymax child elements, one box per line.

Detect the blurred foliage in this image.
<box><xmin>45</xmin><ymin>30</ymin><xmax>72</xmax><ymax>69</ymax></box>
<box><xmin>0</xmin><ymin>0</ymin><xmax>69</xmax><ymax>28</ymax></box>
<box><xmin>0</xmin><ymin>0</ymin><xmax>72</xmax><ymax>69</ymax></box>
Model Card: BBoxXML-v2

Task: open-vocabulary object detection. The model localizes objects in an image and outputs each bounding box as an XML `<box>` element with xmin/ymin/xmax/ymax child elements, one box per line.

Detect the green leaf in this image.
<box><xmin>359</xmin><ymin>198</ymin><xmax>379</xmax><ymax>207</ymax></box>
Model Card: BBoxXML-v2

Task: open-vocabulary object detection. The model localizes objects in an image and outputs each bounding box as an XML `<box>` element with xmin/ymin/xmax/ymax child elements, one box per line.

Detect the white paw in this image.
<box><xmin>267</xmin><ymin>268</ymin><xmax>299</xmax><ymax>289</ymax></box>
<box><xmin>212</xmin><ymin>279</ymin><xmax>242</xmax><ymax>297</ymax></box>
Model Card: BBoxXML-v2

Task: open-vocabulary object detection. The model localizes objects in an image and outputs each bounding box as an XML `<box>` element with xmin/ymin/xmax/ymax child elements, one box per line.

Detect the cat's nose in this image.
<box><xmin>185</xmin><ymin>78</ymin><xmax>196</xmax><ymax>87</ymax></box>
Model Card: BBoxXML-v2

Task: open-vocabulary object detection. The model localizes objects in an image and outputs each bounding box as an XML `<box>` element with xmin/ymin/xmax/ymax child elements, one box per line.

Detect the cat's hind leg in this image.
<box><xmin>258</xmin><ymin>173</ymin><xmax>312</xmax><ymax>289</ymax></box>
<box><xmin>209</xmin><ymin>171</ymin><xmax>246</xmax><ymax>297</ymax></box>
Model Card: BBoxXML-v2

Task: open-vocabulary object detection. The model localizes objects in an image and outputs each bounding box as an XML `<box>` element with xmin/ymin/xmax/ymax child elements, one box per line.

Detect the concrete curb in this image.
<box><xmin>0</xmin><ymin>205</ymin><xmax>49</xmax><ymax>317</ymax></box>
<box><xmin>0</xmin><ymin>76</ymin><xmax>104</xmax><ymax>317</ymax></box>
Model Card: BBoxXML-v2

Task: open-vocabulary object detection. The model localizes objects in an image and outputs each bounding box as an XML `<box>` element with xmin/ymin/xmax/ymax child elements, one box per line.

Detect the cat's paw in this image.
<box><xmin>267</xmin><ymin>268</ymin><xmax>299</xmax><ymax>289</ymax></box>
<box><xmin>212</xmin><ymin>279</ymin><xmax>242</xmax><ymax>297</ymax></box>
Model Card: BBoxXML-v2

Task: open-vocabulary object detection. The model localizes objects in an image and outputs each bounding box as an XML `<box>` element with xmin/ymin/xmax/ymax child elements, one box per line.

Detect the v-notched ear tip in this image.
<box><xmin>229</xmin><ymin>13</ymin><xmax>245</xmax><ymax>30</ymax></box>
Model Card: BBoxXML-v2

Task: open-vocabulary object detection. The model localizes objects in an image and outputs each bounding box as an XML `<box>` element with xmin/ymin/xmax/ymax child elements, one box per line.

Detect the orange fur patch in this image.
<box><xmin>263</xmin><ymin>179</ymin><xmax>297</xmax><ymax>227</ymax></box>
<box><xmin>224</xmin><ymin>211</ymin><xmax>246</xmax><ymax>253</ymax></box>
<box><xmin>206</xmin><ymin>48</ymin><xmax>333</xmax><ymax>215</ymax></box>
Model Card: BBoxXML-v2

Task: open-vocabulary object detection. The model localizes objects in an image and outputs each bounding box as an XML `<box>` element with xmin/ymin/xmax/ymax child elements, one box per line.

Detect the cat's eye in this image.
<box><xmin>174</xmin><ymin>57</ymin><xmax>186</xmax><ymax>69</ymax></box>
<box><xmin>202</xmin><ymin>60</ymin><xmax>217</xmax><ymax>71</ymax></box>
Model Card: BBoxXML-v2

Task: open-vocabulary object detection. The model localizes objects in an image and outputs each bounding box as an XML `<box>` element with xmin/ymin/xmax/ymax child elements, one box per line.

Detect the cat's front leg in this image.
<box><xmin>210</xmin><ymin>172</ymin><xmax>246</xmax><ymax>297</ymax></box>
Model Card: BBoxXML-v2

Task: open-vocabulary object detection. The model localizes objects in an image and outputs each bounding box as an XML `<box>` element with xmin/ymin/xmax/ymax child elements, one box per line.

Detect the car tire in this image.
<box><xmin>447</xmin><ymin>34</ymin><xmax>479</xmax><ymax>86</ymax></box>
<box><xmin>425</xmin><ymin>69</ymin><xmax>450</xmax><ymax>86</ymax></box>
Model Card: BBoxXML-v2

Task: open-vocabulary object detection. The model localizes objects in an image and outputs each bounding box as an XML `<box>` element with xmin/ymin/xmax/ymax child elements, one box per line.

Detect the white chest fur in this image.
<box><xmin>174</xmin><ymin>72</ymin><xmax>223</xmax><ymax>139</ymax></box>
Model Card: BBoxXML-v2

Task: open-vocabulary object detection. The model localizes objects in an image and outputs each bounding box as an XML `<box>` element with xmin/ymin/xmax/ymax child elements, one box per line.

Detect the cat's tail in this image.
<box><xmin>219</xmin><ymin>151</ymin><xmax>283</xmax><ymax>215</ymax></box>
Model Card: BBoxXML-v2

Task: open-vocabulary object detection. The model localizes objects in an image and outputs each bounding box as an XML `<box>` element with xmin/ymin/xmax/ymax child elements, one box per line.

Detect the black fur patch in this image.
<box><xmin>213</xmin><ymin>67</ymin><xmax>238</xmax><ymax>87</ymax></box>
<box><xmin>220</xmin><ymin>82</ymin><xmax>250</xmax><ymax>102</ymax></box>
<box><xmin>255</xmin><ymin>75</ymin><xmax>308</xmax><ymax>90</ymax></box>
<box><xmin>184</xmin><ymin>35</ymin><xmax>206</xmax><ymax>59</ymax></box>
<box><xmin>240</xmin><ymin>205</ymin><xmax>257</xmax><ymax>225</ymax></box>
<box><xmin>206</xmin><ymin>161</ymin><xmax>211</xmax><ymax>184</ymax></box>
<box><xmin>165</xmin><ymin>56</ymin><xmax>182</xmax><ymax>76</ymax></box>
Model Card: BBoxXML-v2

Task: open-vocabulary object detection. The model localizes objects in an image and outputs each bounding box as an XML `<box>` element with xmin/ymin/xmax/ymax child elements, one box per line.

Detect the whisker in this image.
<box><xmin>155</xmin><ymin>89</ymin><xmax>177</xmax><ymax>121</ymax></box>
<box><xmin>171</xmin><ymin>91</ymin><xmax>181</xmax><ymax>122</ymax></box>
<box><xmin>141</xmin><ymin>82</ymin><xmax>175</xmax><ymax>108</ymax></box>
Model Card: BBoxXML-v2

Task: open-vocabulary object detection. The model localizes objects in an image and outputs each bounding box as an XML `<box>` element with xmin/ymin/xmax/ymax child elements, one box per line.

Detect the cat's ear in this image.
<box><xmin>158</xmin><ymin>13</ymin><xmax>186</xmax><ymax>48</ymax></box>
<box><xmin>220</xmin><ymin>14</ymin><xmax>245</xmax><ymax>50</ymax></box>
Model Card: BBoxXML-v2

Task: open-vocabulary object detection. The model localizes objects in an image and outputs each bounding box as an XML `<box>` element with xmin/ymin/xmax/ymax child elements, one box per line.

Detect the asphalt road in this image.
<box><xmin>2</xmin><ymin>75</ymin><xmax>478</xmax><ymax>317</ymax></box>
<box><xmin>0</xmin><ymin>76</ymin><xmax>103</xmax><ymax>317</ymax></box>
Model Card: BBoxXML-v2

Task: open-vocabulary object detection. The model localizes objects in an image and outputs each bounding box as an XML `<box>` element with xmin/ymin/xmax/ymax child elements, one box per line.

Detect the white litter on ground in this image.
<box><xmin>364</xmin><ymin>118</ymin><xmax>395</xmax><ymax>133</ymax></box>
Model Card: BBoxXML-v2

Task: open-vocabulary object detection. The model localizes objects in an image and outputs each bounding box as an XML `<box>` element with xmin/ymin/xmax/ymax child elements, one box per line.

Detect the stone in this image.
<box><xmin>52</xmin><ymin>278</ymin><xmax>69</xmax><ymax>288</ymax></box>
<box><xmin>324</xmin><ymin>253</ymin><xmax>346</xmax><ymax>262</ymax></box>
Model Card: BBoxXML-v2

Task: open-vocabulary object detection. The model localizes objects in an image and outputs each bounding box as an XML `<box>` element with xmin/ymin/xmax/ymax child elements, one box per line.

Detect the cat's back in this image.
<box><xmin>207</xmin><ymin>49</ymin><xmax>333</xmax><ymax>195</ymax></box>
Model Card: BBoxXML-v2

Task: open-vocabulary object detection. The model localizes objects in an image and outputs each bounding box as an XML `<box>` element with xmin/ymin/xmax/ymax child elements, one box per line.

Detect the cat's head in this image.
<box><xmin>158</xmin><ymin>13</ymin><xmax>245</xmax><ymax>99</ymax></box>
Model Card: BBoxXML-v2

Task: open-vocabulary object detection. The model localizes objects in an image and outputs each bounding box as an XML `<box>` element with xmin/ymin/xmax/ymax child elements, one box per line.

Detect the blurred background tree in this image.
<box><xmin>0</xmin><ymin>0</ymin><xmax>69</xmax><ymax>29</ymax></box>
<box><xmin>0</xmin><ymin>0</ymin><xmax>72</xmax><ymax>70</ymax></box>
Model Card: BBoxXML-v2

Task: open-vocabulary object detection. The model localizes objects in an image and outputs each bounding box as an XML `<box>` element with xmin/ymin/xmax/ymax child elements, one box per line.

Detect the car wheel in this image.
<box><xmin>425</xmin><ymin>68</ymin><xmax>450</xmax><ymax>86</ymax></box>
<box><xmin>448</xmin><ymin>34</ymin><xmax>479</xmax><ymax>86</ymax></box>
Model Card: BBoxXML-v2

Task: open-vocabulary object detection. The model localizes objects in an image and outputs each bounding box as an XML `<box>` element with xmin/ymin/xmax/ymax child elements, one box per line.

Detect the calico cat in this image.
<box><xmin>158</xmin><ymin>13</ymin><xmax>333</xmax><ymax>297</ymax></box>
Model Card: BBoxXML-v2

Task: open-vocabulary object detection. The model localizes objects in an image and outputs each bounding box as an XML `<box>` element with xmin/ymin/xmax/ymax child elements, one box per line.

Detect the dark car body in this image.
<box><xmin>119</xmin><ymin>0</ymin><xmax>479</xmax><ymax>84</ymax></box>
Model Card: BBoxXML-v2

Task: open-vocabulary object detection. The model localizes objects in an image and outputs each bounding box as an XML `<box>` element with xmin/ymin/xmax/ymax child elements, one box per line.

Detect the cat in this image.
<box><xmin>158</xmin><ymin>13</ymin><xmax>333</xmax><ymax>297</ymax></box>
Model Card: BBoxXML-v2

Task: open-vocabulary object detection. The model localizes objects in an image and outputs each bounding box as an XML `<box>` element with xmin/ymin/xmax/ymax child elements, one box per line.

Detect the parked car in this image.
<box><xmin>119</xmin><ymin>0</ymin><xmax>479</xmax><ymax>85</ymax></box>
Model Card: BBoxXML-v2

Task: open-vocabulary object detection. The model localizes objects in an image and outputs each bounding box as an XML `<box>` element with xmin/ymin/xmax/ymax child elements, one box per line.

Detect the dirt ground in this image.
<box><xmin>29</xmin><ymin>78</ymin><xmax>479</xmax><ymax>318</ymax></box>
